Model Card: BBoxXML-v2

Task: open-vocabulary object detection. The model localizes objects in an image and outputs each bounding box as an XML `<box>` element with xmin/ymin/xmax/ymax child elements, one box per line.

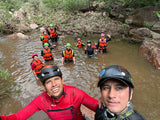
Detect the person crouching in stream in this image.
<box><xmin>85</xmin><ymin>40</ymin><xmax>98</xmax><ymax>58</ymax></box>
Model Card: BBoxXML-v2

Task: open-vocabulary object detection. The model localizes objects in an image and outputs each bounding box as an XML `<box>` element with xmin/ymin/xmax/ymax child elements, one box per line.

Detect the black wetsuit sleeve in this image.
<box><xmin>85</xmin><ymin>50</ymin><xmax>87</xmax><ymax>54</ymax></box>
<box><xmin>47</xmin><ymin>29</ymin><xmax>50</xmax><ymax>35</ymax></box>
<box><xmin>107</xmin><ymin>38</ymin><xmax>111</xmax><ymax>42</ymax></box>
<box><xmin>95</xmin><ymin>107</ymin><xmax>106</xmax><ymax>120</ymax></box>
<box><xmin>41</xmin><ymin>50</ymin><xmax>43</xmax><ymax>56</ymax></box>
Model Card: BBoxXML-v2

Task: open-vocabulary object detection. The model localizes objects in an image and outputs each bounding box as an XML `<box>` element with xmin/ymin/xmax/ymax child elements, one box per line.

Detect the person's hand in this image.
<box><xmin>36</xmin><ymin>76</ymin><xmax>39</xmax><ymax>80</ymax></box>
<box><xmin>98</xmin><ymin>96</ymin><xmax>104</xmax><ymax>109</ymax></box>
<box><xmin>85</xmin><ymin>47</ymin><xmax>87</xmax><ymax>50</ymax></box>
<box><xmin>95</xmin><ymin>42</ymin><xmax>97</xmax><ymax>45</ymax></box>
<box><xmin>107</xmin><ymin>34</ymin><xmax>111</xmax><ymax>38</ymax></box>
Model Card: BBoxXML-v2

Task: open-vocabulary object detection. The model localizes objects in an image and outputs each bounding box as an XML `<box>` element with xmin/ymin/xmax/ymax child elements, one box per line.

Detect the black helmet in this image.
<box><xmin>87</xmin><ymin>40</ymin><xmax>91</xmax><ymax>43</ymax></box>
<box><xmin>98</xmin><ymin>65</ymin><xmax>134</xmax><ymax>88</ymax></box>
<box><xmin>40</xmin><ymin>65</ymin><xmax>62</xmax><ymax>84</ymax></box>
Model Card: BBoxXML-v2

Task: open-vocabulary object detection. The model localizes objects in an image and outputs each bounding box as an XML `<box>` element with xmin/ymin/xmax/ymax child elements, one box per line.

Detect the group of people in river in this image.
<box><xmin>0</xmin><ymin>24</ymin><xmax>146</xmax><ymax>120</ymax></box>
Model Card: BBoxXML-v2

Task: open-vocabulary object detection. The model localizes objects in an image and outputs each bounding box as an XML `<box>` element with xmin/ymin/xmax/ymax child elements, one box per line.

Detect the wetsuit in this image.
<box><xmin>95</xmin><ymin>103</ymin><xmax>145</xmax><ymax>120</ymax></box>
<box><xmin>85</xmin><ymin>46</ymin><xmax>97</xmax><ymax>58</ymax></box>
<box><xmin>0</xmin><ymin>84</ymin><xmax>98</xmax><ymax>120</ymax></box>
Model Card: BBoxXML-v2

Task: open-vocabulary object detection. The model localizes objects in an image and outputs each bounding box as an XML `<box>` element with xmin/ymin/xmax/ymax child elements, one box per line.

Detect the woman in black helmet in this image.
<box><xmin>85</xmin><ymin>40</ymin><xmax>98</xmax><ymax>58</ymax></box>
<box><xmin>95</xmin><ymin>65</ymin><xmax>145</xmax><ymax>120</ymax></box>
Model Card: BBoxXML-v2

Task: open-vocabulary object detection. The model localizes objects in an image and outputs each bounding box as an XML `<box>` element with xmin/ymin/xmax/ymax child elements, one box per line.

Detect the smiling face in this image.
<box><xmin>33</xmin><ymin>55</ymin><xmax>39</xmax><ymax>61</ymax></box>
<box><xmin>43</xmin><ymin>76</ymin><xmax>64</xmax><ymax>99</ymax></box>
<box><xmin>101</xmin><ymin>79</ymin><xmax>133</xmax><ymax>115</ymax></box>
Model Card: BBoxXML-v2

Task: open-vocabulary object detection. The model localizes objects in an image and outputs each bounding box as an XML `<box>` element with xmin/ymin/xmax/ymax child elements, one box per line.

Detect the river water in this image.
<box><xmin>0</xmin><ymin>31</ymin><xmax>160</xmax><ymax>120</ymax></box>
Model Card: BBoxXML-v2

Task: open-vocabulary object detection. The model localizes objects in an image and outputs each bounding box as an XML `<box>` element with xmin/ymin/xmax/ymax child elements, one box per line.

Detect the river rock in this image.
<box><xmin>151</xmin><ymin>21</ymin><xmax>160</xmax><ymax>33</ymax></box>
<box><xmin>13</xmin><ymin>8</ymin><xmax>27</xmax><ymax>20</ymax></box>
<box><xmin>128</xmin><ymin>28</ymin><xmax>152</xmax><ymax>43</ymax></box>
<box><xmin>6</xmin><ymin>33</ymin><xmax>29</xmax><ymax>40</ymax></box>
<box><xmin>125</xmin><ymin>6</ymin><xmax>159</xmax><ymax>27</ymax></box>
<box><xmin>139</xmin><ymin>39</ymin><xmax>160</xmax><ymax>70</ymax></box>
<box><xmin>29</xmin><ymin>23</ymin><xmax>38</xmax><ymax>30</ymax></box>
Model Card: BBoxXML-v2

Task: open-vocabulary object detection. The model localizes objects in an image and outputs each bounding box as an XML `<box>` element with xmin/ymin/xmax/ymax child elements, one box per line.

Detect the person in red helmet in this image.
<box><xmin>97</xmin><ymin>33</ymin><xmax>111</xmax><ymax>53</ymax></box>
<box><xmin>0</xmin><ymin>65</ymin><xmax>98</xmax><ymax>120</ymax></box>
<box><xmin>30</xmin><ymin>53</ymin><xmax>44</xmax><ymax>80</ymax></box>
<box><xmin>95</xmin><ymin>65</ymin><xmax>145</xmax><ymax>120</ymax></box>
<box><xmin>76</xmin><ymin>38</ymin><xmax>85</xmax><ymax>48</ymax></box>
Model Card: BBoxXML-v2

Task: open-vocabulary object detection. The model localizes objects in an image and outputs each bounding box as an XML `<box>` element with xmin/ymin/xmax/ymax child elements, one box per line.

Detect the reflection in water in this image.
<box><xmin>0</xmin><ymin>32</ymin><xmax>160</xmax><ymax>120</ymax></box>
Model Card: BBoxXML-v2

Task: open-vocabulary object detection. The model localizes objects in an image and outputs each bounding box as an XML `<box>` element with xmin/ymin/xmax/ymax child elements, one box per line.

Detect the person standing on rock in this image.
<box><xmin>0</xmin><ymin>65</ymin><xmax>98</xmax><ymax>120</ymax></box>
<box><xmin>97</xmin><ymin>33</ymin><xmax>111</xmax><ymax>53</ymax></box>
<box><xmin>30</xmin><ymin>53</ymin><xmax>44</xmax><ymax>80</ymax></box>
<box><xmin>61</xmin><ymin>43</ymin><xmax>75</xmax><ymax>65</ymax></box>
<box><xmin>95</xmin><ymin>65</ymin><xmax>146</xmax><ymax>120</ymax></box>
<box><xmin>47</xmin><ymin>24</ymin><xmax>59</xmax><ymax>47</ymax></box>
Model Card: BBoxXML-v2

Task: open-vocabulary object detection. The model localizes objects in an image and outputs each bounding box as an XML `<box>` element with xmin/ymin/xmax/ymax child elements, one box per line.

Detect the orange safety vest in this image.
<box><xmin>43</xmin><ymin>48</ymin><xmax>53</xmax><ymax>61</ymax></box>
<box><xmin>41</xmin><ymin>34</ymin><xmax>49</xmax><ymax>44</ymax></box>
<box><xmin>30</xmin><ymin>60</ymin><xmax>43</xmax><ymax>74</ymax></box>
<box><xmin>49</xmin><ymin>28</ymin><xmax>57</xmax><ymax>38</ymax></box>
<box><xmin>76</xmin><ymin>42</ymin><xmax>83</xmax><ymax>48</ymax></box>
<box><xmin>99</xmin><ymin>38</ymin><xmax>107</xmax><ymax>49</ymax></box>
<box><xmin>63</xmin><ymin>50</ymin><xmax>73</xmax><ymax>61</ymax></box>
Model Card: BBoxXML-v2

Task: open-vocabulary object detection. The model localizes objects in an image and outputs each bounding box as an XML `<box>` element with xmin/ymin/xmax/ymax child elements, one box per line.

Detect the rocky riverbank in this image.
<box><xmin>1</xmin><ymin>2</ymin><xmax>160</xmax><ymax>70</ymax></box>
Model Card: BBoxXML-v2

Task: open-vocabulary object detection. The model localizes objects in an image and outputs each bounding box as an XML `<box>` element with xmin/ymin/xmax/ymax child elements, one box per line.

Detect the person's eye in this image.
<box><xmin>103</xmin><ymin>86</ymin><xmax>110</xmax><ymax>90</ymax></box>
<box><xmin>116</xmin><ymin>86</ymin><xmax>123</xmax><ymax>90</ymax></box>
<box><xmin>46</xmin><ymin>80</ymin><xmax>51</xmax><ymax>84</ymax></box>
<box><xmin>55</xmin><ymin>78</ymin><xmax>60</xmax><ymax>80</ymax></box>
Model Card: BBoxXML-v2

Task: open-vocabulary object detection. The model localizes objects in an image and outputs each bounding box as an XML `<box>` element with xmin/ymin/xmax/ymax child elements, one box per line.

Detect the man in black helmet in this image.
<box><xmin>95</xmin><ymin>65</ymin><xmax>145</xmax><ymax>120</ymax></box>
<box><xmin>0</xmin><ymin>65</ymin><xmax>98</xmax><ymax>120</ymax></box>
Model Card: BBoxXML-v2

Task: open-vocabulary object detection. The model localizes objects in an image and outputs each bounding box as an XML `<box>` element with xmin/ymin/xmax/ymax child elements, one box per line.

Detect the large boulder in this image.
<box><xmin>6</xmin><ymin>33</ymin><xmax>30</xmax><ymax>40</ymax></box>
<box><xmin>125</xmin><ymin>6</ymin><xmax>159</xmax><ymax>27</ymax></box>
<box><xmin>139</xmin><ymin>39</ymin><xmax>160</xmax><ymax>70</ymax></box>
<box><xmin>128</xmin><ymin>28</ymin><xmax>152</xmax><ymax>43</ymax></box>
<box><xmin>151</xmin><ymin>21</ymin><xmax>160</xmax><ymax>33</ymax></box>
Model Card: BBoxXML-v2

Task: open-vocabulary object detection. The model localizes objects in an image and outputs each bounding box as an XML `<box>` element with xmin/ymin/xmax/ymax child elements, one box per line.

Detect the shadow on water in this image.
<box><xmin>0</xmin><ymin>31</ymin><xmax>160</xmax><ymax>120</ymax></box>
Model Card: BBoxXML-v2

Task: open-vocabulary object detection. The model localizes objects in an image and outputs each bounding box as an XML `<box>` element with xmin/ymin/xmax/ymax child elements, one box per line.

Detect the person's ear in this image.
<box><xmin>62</xmin><ymin>78</ymin><xmax>64</xmax><ymax>84</ymax></box>
<box><xmin>42</xmin><ymin>85</ymin><xmax>46</xmax><ymax>91</ymax></box>
<box><xmin>130</xmin><ymin>89</ymin><xmax>133</xmax><ymax>101</ymax></box>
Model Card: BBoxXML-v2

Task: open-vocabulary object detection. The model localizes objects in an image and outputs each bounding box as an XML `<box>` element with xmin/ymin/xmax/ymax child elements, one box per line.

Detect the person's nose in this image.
<box><xmin>108</xmin><ymin>87</ymin><xmax>116</xmax><ymax>98</ymax></box>
<box><xmin>51</xmin><ymin>80</ymin><xmax>56</xmax><ymax>87</ymax></box>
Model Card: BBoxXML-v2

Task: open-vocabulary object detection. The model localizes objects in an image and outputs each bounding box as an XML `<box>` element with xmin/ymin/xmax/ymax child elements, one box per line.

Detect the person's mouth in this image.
<box><xmin>51</xmin><ymin>87</ymin><xmax>60</xmax><ymax>94</ymax></box>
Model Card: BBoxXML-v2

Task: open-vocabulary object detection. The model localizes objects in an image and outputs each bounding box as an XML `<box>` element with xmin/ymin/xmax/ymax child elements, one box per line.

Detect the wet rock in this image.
<box><xmin>128</xmin><ymin>28</ymin><xmax>152</xmax><ymax>43</ymax></box>
<box><xmin>6</xmin><ymin>33</ymin><xmax>30</xmax><ymax>40</ymax></box>
<box><xmin>139</xmin><ymin>39</ymin><xmax>160</xmax><ymax>70</ymax></box>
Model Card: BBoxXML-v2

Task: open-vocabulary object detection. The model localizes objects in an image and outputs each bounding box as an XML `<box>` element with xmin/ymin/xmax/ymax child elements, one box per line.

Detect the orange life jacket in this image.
<box><xmin>41</xmin><ymin>34</ymin><xmax>49</xmax><ymax>44</ymax></box>
<box><xmin>30</xmin><ymin>60</ymin><xmax>43</xmax><ymax>74</ymax></box>
<box><xmin>49</xmin><ymin>28</ymin><xmax>57</xmax><ymax>38</ymax></box>
<box><xmin>63</xmin><ymin>50</ymin><xmax>73</xmax><ymax>61</ymax></box>
<box><xmin>43</xmin><ymin>48</ymin><xmax>53</xmax><ymax>61</ymax></box>
<box><xmin>99</xmin><ymin>38</ymin><xmax>107</xmax><ymax>49</ymax></box>
<box><xmin>76</xmin><ymin>42</ymin><xmax>83</xmax><ymax>48</ymax></box>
